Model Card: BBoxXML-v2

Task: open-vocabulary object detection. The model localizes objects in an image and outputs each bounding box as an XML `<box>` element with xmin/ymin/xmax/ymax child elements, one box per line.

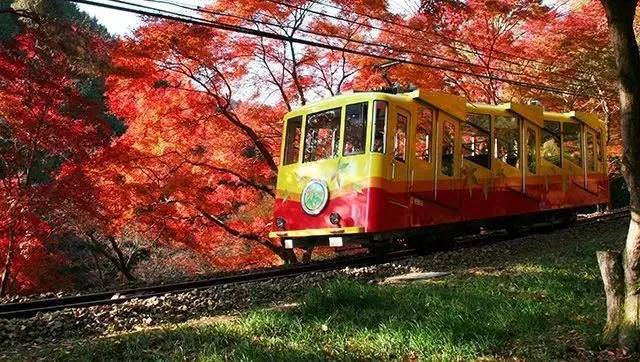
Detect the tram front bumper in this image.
<box><xmin>268</xmin><ymin>226</ymin><xmax>365</xmax><ymax>249</ymax></box>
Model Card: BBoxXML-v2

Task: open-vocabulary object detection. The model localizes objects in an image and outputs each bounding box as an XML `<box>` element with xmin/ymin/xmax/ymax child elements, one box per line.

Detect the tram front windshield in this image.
<box><xmin>303</xmin><ymin>108</ymin><xmax>342</xmax><ymax>162</ymax></box>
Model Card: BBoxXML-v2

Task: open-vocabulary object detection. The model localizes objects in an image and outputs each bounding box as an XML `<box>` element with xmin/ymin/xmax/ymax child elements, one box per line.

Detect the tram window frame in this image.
<box><xmin>586</xmin><ymin>131</ymin><xmax>596</xmax><ymax>172</ymax></box>
<box><xmin>596</xmin><ymin>131</ymin><xmax>604</xmax><ymax>162</ymax></box>
<box><xmin>394</xmin><ymin>113</ymin><xmax>408</xmax><ymax>162</ymax></box>
<box><xmin>283</xmin><ymin>115</ymin><xmax>302</xmax><ymax>165</ymax></box>
<box><xmin>371</xmin><ymin>101</ymin><xmax>388</xmax><ymax>154</ymax></box>
<box><xmin>462</xmin><ymin>113</ymin><xmax>491</xmax><ymax>169</ymax></box>
<box><xmin>526</xmin><ymin>127</ymin><xmax>537</xmax><ymax>174</ymax></box>
<box><xmin>302</xmin><ymin>107</ymin><xmax>342</xmax><ymax>163</ymax></box>
<box><xmin>562</xmin><ymin>121</ymin><xmax>582</xmax><ymax>167</ymax></box>
<box><xmin>415</xmin><ymin>106</ymin><xmax>434</xmax><ymax>163</ymax></box>
<box><xmin>542</xmin><ymin>120</ymin><xmax>562</xmax><ymax>167</ymax></box>
<box><xmin>441</xmin><ymin>120</ymin><xmax>455</xmax><ymax>177</ymax></box>
<box><xmin>494</xmin><ymin>115</ymin><xmax>521</xmax><ymax>169</ymax></box>
<box><xmin>343</xmin><ymin>102</ymin><xmax>368</xmax><ymax>157</ymax></box>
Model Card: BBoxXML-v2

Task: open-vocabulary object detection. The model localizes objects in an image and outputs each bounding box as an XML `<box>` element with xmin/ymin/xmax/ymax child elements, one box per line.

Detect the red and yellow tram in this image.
<box><xmin>269</xmin><ymin>89</ymin><xmax>609</xmax><ymax>249</ymax></box>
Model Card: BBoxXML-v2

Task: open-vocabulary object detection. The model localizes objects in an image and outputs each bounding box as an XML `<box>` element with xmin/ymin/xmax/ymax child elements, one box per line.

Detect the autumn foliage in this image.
<box><xmin>0</xmin><ymin>0</ymin><xmax>628</xmax><ymax>295</ymax></box>
<box><xmin>0</xmin><ymin>14</ymin><xmax>112</xmax><ymax>294</ymax></box>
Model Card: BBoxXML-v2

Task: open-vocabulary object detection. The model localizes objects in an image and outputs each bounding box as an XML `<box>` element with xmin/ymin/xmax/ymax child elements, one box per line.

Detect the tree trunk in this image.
<box><xmin>88</xmin><ymin>247</ymin><xmax>105</xmax><ymax>287</ymax></box>
<box><xmin>0</xmin><ymin>233</ymin><xmax>16</xmax><ymax>297</ymax></box>
<box><xmin>86</xmin><ymin>233</ymin><xmax>136</xmax><ymax>282</ymax></box>
<box><xmin>108</xmin><ymin>236</ymin><xmax>136</xmax><ymax>281</ymax></box>
<box><xmin>620</xmin><ymin>214</ymin><xmax>640</xmax><ymax>348</ymax></box>
<box><xmin>197</xmin><ymin>208</ymin><xmax>300</xmax><ymax>264</ymax></box>
<box><xmin>599</xmin><ymin>0</ymin><xmax>640</xmax><ymax>351</ymax></box>
<box><xmin>597</xmin><ymin>250</ymin><xmax>625</xmax><ymax>344</ymax></box>
<box><xmin>302</xmin><ymin>246</ymin><xmax>315</xmax><ymax>264</ymax></box>
<box><xmin>277</xmin><ymin>245</ymin><xmax>299</xmax><ymax>265</ymax></box>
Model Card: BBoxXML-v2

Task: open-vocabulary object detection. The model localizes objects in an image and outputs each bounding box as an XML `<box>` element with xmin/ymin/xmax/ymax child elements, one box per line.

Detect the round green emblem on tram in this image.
<box><xmin>301</xmin><ymin>180</ymin><xmax>329</xmax><ymax>215</ymax></box>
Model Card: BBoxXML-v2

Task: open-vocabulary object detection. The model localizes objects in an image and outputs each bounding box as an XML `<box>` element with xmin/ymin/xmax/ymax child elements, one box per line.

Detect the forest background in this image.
<box><xmin>0</xmin><ymin>0</ymin><xmax>634</xmax><ymax>296</ymax></box>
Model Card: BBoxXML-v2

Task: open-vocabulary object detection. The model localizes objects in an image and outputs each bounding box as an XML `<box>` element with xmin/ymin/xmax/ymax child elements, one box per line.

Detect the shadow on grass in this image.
<box><xmin>56</xmin><ymin>324</ymin><xmax>326</xmax><ymax>362</ymax></box>
<box><xmin>53</xmin><ymin>271</ymin><xmax>604</xmax><ymax>361</ymax></box>
<box><xmin>47</xmin><ymin>220</ymin><xmax>627</xmax><ymax>361</ymax></box>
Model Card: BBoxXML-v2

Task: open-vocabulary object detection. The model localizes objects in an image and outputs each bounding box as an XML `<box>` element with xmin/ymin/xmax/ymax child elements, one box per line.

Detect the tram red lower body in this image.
<box><xmin>273</xmin><ymin>175</ymin><xmax>610</xmax><ymax>236</ymax></box>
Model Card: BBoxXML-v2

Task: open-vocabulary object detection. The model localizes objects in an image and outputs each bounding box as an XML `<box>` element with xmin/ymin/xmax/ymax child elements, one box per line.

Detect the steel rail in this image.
<box><xmin>0</xmin><ymin>250</ymin><xmax>414</xmax><ymax>319</ymax></box>
<box><xmin>0</xmin><ymin>208</ymin><xmax>629</xmax><ymax>319</ymax></box>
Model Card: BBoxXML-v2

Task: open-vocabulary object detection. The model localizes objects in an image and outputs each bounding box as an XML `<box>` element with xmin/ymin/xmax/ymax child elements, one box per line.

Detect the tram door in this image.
<box><xmin>494</xmin><ymin>115</ymin><xmax>523</xmax><ymax>191</ymax></box>
<box><xmin>409</xmin><ymin>104</ymin><xmax>437</xmax><ymax>226</ymax></box>
<box><xmin>523</xmin><ymin>123</ymin><xmax>540</xmax><ymax>198</ymax></box>
<box><xmin>562</xmin><ymin>120</ymin><xmax>586</xmax><ymax>198</ymax></box>
<box><xmin>434</xmin><ymin>113</ymin><xmax>461</xmax><ymax>220</ymax></box>
<box><xmin>388</xmin><ymin>107</ymin><xmax>411</xmax><ymax>225</ymax></box>
<box><xmin>585</xmin><ymin>127</ymin><xmax>598</xmax><ymax>193</ymax></box>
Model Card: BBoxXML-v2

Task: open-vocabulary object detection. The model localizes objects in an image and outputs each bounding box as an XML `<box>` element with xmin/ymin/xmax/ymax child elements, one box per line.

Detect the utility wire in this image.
<box><xmin>195</xmin><ymin>0</ymin><xmax>601</xmax><ymax>90</ymax></box>
<box><xmin>140</xmin><ymin>0</ymin><xmax>603</xmax><ymax>92</ymax></box>
<box><xmin>307</xmin><ymin>0</ymin><xmax>583</xmax><ymax>72</ymax></box>
<box><xmin>289</xmin><ymin>0</ymin><xmax>602</xmax><ymax>88</ymax></box>
<box><xmin>67</xmin><ymin>0</ymin><xmax>601</xmax><ymax>97</ymax></box>
<box><xmin>298</xmin><ymin>0</ymin><xmax>610</xmax><ymax>94</ymax></box>
<box><xmin>265</xmin><ymin>0</ymin><xmax>553</xmax><ymax>69</ymax></box>
<box><xmin>130</xmin><ymin>0</ymin><xmax>610</xmax><ymax>95</ymax></box>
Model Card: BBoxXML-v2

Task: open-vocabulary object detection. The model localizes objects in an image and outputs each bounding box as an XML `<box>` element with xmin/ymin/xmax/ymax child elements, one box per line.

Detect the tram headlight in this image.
<box><xmin>329</xmin><ymin>212</ymin><xmax>341</xmax><ymax>226</ymax></box>
<box><xmin>275</xmin><ymin>217</ymin><xmax>286</xmax><ymax>230</ymax></box>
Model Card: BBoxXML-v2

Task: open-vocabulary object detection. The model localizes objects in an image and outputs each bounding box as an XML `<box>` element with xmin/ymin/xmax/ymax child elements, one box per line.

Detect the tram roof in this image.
<box><xmin>283</xmin><ymin>88</ymin><xmax>606</xmax><ymax>132</ymax></box>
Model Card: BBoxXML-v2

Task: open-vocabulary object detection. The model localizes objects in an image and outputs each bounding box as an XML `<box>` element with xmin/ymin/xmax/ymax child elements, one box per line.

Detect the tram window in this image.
<box><xmin>441</xmin><ymin>121</ymin><xmax>455</xmax><ymax>176</ymax></box>
<box><xmin>596</xmin><ymin>131</ymin><xmax>604</xmax><ymax>162</ymax></box>
<box><xmin>303</xmin><ymin>107</ymin><xmax>341</xmax><ymax>163</ymax></box>
<box><xmin>343</xmin><ymin>102</ymin><xmax>368</xmax><ymax>156</ymax></box>
<box><xmin>587</xmin><ymin>132</ymin><xmax>596</xmax><ymax>171</ymax></box>
<box><xmin>495</xmin><ymin>116</ymin><xmax>520</xmax><ymax>168</ymax></box>
<box><xmin>371</xmin><ymin>101</ymin><xmax>387</xmax><ymax>153</ymax></box>
<box><xmin>462</xmin><ymin>113</ymin><xmax>491</xmax><ymax>169</ymax></box>
<box><xmin>394</xmin><ymin>114</ymin><xmax>408</xmax><ymax>162</ymax></box>
<box><xmin>526</xmin><ymin>128</ymin><xmax>537</xmax><ymax>174</ymax></box>
<box><xmin>542</xmin><ymin>120</ymin><xmax>562</xmax><ymax>167</ymax></box>
<box><xmin>283</xmin><ymin>116</ymin><xmax>302</xmax><ymax>165</ymax></box>
<box><xmin>563</xmin><ymin>121</ymin><xmax>582</xmax><ymax>166</ymax></box>
<box><xmin>415</xmin><ymin>106</ymin><xmax>434</xmax><ymax>162</ymax></box>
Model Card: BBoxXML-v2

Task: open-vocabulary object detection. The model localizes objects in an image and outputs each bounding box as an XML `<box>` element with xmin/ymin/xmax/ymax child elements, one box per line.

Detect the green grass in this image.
<box><xmin>37</xmin><ymin>221</ymin><xmax>628</xmax><ymax>361</ymax></box>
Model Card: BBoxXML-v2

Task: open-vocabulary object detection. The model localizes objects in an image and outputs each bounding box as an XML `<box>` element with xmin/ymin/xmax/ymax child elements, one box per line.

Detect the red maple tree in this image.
<box><xmin>98</xmin><ymin>1</ymin><xmax>378</xmax><ymax>267</ymax></box>
<box><xmin>0</xmin><ymin>18</ymin><xmax>111</xmax><ymax>295</ymax></box>
<box><xmin>0</xmin><ymin>0</ymin><xmax>630</xmax><ymax>294</ymax></box>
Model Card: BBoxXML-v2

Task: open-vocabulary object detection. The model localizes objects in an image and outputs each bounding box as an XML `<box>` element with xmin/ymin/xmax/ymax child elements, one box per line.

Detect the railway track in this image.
<box><xmin>0</xmin><ymin>208</ymin><xmax>629</xmax><ymax>320</ymax></box>
<box><xmin>0</xmin><ymin>250</ymin><xmax>416</xmax><ymax>319</ymax></box>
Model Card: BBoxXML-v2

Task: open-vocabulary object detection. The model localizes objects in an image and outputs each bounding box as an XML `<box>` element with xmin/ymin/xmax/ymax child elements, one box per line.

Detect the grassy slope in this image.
<box><xmin>40</xmin><ymin>219</ymin><xmax>628</xmax><ymax>361</ymax></box>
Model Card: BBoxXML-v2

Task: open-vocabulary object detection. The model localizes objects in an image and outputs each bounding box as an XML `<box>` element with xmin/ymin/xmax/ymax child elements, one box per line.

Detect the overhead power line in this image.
<box><xmin>307</xmin><ymin>0</ymin><xmax>582</xmax><ymax>73</ymax></box>
<box><xmin>265</xmin><ymin>0</ymin><xmax>590</xmax><ymax>82</ymax></box>
<box><xmin>140</xmin><ymin>0</ymin><xmax>601</xmax><ymax>92</ymax></box>
<box><xmin>296</xmin><ymin>0</ymin><xmax>604</xmax><ymax>89</ymax></box>
<box><xmin>66</xmin><ymin>0</ymin><xmax>603</xmax><ymax>98</ymax></box>
<box><xmin>145</xmin><ymin>0</ymin><xmax>597</xmax><ymax>89</ymax></box>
